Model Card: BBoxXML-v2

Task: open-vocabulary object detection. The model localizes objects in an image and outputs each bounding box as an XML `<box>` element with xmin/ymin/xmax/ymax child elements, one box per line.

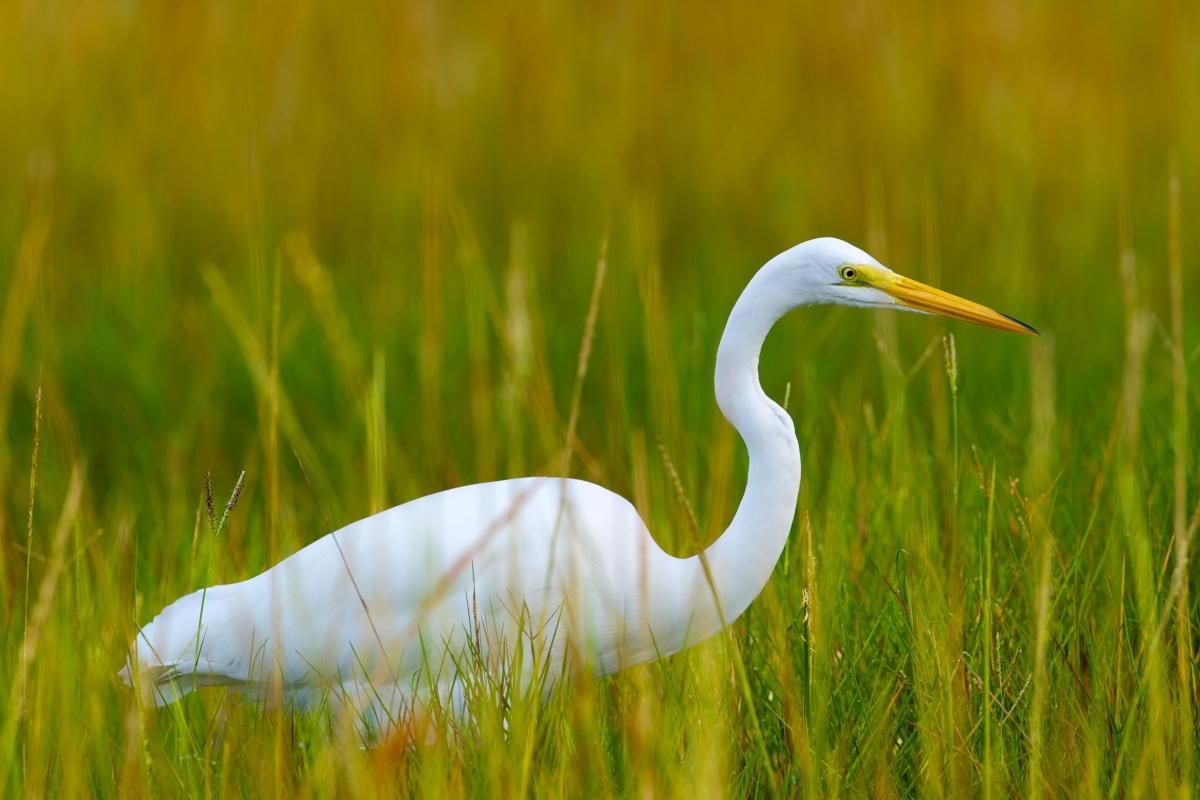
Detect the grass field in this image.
<box><xmin>2</xmin><ymin>1</ymin><xmax>1198</xmax><ymax>796</ymax></box>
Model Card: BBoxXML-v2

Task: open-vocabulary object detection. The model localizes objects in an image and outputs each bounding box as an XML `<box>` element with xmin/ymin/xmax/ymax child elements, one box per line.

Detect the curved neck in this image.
<box><xmin>680</xmin><ymin>264</ymin><xmax>802</xmax><ymax>643</ymax></box>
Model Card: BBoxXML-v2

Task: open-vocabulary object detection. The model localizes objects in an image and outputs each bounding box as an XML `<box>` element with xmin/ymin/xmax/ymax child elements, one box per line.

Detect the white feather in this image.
<box><xmin>123</xmin><ymin>238</ymin><xmax>903</xmax><ymax>727</ymax></box>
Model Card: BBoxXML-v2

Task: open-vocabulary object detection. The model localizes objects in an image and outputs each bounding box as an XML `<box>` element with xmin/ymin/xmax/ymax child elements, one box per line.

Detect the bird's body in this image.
<box><xmin>134</xmin><ymin>476</ymin><xmax>776</xmax><ymax>717</ymax></box>
<box><xmin>125</xmin><ymin>237</ymin><xmax>1031</xmax><ymax>730</ymax></box>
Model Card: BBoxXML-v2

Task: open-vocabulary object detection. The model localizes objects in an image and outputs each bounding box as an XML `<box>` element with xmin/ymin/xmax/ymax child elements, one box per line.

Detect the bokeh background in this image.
<box><xmin>1</xmin><ymin>1</ymin><xmax>1197</xmax><ymax>796</ymax></box>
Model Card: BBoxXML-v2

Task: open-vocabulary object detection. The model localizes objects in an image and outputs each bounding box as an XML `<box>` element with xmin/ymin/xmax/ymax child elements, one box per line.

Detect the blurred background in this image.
<box><xmin>1</xmin><ymin>0</ymin><xmax>1196</xmax><ymax>502</ymax></box>
<box><xmin>1</xmin><ymin>1</ymin><xmax>1197</xmax><ymax>796</ymax></box>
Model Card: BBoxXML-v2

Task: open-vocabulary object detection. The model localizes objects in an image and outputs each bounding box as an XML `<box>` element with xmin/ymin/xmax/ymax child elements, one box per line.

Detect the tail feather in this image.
<box><xmin>121</xmin><ymin>585</ymin><xmax>244</xmax><ymax>706</ymax></box>
<box><xmin>119</xmin><ymin>657</ymin><xmax>241</xmax><ymax>707</ymax></box>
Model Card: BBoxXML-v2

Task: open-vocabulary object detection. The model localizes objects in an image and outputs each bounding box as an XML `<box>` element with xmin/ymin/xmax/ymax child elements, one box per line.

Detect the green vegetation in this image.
<box><xmin>1</xmin><ymin>2</ymin><xmax>1197</xmax><ymax>796</ymax></box>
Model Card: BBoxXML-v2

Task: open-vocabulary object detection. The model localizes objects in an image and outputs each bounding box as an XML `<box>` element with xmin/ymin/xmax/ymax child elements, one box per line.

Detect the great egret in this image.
<box><xmin>122</xmin><ymin>237</ymin><xmax>1034</xmax><ymax>731</ymax></box>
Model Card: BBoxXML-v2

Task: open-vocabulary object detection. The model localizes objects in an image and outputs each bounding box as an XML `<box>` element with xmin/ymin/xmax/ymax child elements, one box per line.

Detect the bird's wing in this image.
<box><xmin>127</xmin><ymin>477</ymin><xmax>681</xmax><ymax>703</ymax></box>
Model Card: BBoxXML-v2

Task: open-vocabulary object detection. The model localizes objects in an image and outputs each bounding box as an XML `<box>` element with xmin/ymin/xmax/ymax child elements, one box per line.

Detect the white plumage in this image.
<box><xmin>123</xmin><ymin>237</ymin><xmax>1032</xmax><ymax>731</ymax></box>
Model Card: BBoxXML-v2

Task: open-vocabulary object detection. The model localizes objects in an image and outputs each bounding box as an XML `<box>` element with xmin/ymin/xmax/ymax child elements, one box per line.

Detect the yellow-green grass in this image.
<box><xmin>1</xmin><ymin>1</ymin><xmax>1198</xmax><ymax>796</ymax></box>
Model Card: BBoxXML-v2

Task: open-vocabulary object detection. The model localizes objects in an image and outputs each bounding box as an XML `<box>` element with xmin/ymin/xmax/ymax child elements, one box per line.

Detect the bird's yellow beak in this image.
<box><xmin>847</xmin><ymin>265</ymin><xmax>1038</xmax><ymax>335</ymax></box>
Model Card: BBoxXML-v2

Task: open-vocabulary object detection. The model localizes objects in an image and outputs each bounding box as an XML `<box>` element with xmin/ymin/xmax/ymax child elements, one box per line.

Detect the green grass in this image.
<box><xmin>1</xmin><ymin>1</ymin><xmax>1198</xmax><ymax>796</ymax></box>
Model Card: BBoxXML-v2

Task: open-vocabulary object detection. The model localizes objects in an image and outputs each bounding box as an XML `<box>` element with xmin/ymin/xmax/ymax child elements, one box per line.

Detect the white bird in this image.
<box><xmin>122</xmin><ymin>237</ymin><xmax>1034</xmax><ymax>734</ymax></box>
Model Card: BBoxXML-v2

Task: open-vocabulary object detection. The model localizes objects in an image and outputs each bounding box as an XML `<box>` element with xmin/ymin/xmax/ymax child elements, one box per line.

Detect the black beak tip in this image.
<box><xmin>1002</xmin><ymin>312</ymin><xmax>1040</xmax><ymax>336</ymax></box>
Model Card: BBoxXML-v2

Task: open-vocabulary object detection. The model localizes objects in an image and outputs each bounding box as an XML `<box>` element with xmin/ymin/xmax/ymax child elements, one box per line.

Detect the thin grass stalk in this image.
<box><xmin>1028</xmin><ymin>537</ymin><xmax>1053</xmax><ymax>800</ymax></box>
<box><xmin>367</xmin><ymin>349</ymin><xmax>387</xmax><ymax>514</ymax></box>
<box><xmin>983</xmin><ymin>465</ymin><xmax>996</xmax><ymax>800</ymax></box>
<box><xmin>420</xmin><ymin>177</ymin><xmax>447</xmax><ymax>460</ymax></box>
<box><xmin>1</xmin><ymin>466</ymin><xmax>83</xmax><ymax>795</ymax></box>
<box><xmin>203</xmin><ymin>264</ymin><xmax>332</xmax><ymax>501</ymax></box>
<box><xmin>802</xmin><ymin>513</ymin><xmax>822</xmax><ymax>799</ymax></box>
<box><xmin>1111</xmin><ymin>205</ymin><xmax>1172</xmax><ymax>795</ymax></box>
<box><xmin>13</xmin><ymin>383</ymin><xmax>41</xmax><ymax>789</ymax></box>
<box><xmin>944</xmin><ymin>335</ymin><xmax>959</xmax><ymax>534</ymax></box>
<box><xmin>0</xmin><ymin>207</ymin><xmax>48</xmax><ymax>486</ymax></box>
<box><xmin>1167</xmin><ymin>154</ymin><xmax>1193</xmax><ymax>799</ymax></box>
<box><xmin>658</xmin><ymin>441</ymin><xmax>778</xmax><ymax>796</ymax></box>
<box><xmin>286</xmin><ymin>234</ymin><xmax>368</xmax><ymax>399</ymax></box>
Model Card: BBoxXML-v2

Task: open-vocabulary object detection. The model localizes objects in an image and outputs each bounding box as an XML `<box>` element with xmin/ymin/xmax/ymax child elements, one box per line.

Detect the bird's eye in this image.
<box><xmin>839</xmin><ymin>266</ymin><xmax>858</xmax><ymax>281</ymax></box>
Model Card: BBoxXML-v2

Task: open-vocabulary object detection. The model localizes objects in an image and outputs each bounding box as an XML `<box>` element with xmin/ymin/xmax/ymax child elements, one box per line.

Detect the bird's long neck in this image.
<box><xmin>679</xmin><ymin>265</ymin><xmax>801</xmax><ymax>643</ymax></box>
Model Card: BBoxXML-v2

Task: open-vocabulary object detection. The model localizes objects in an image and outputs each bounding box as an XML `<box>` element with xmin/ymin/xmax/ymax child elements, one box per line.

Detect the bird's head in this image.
<box><xmin>771</xmin><ymin>237</ymin><xmax>1037</xmax><ymax>335</ymax></box>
